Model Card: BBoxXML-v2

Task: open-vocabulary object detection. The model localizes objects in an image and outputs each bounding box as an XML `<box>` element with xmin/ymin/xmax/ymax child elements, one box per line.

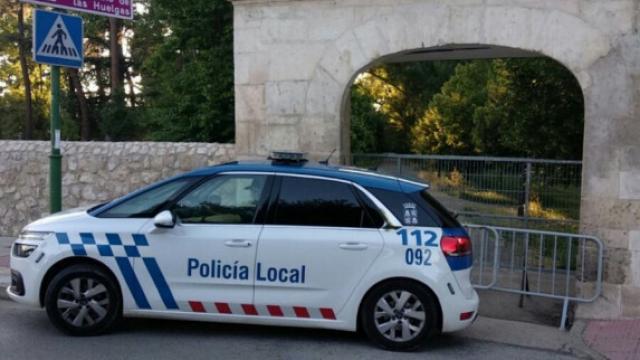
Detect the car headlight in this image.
<box><xmin>13</xmin><ymin>231</ymin><xmax>52</xmax><ymax>258</ymax></box>
<box><xmin>17</xmin><ymin>231</ymin><xmax>52</xmax><ymax>242</ymax></box>
<box><xmin>13</xmin><ymin>243</ymin><xmax>39</xmax><ymax>258</ymax></box>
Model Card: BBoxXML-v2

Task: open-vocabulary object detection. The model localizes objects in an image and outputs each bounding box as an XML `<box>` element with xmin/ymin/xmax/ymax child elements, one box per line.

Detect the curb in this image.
<box><xmin>457</xmin><ymin>316</ymin><xmax>606</xmax><ymax>359</ymax></box>
<box><xmin>0</xmin><ymin>287</ymin><xmax>8</xmax><ymax>300</ymax></box>
<box><xmin>0</xmin><ymin>281</ymin><xmax>9</xmax><ymax>301</ymax></box>
<box><xmin>0</xmin><ymin>273</ymin><xmax>10</xmax><ymax>300</ymax></box>
<box><xmin>569</xmin><ymin>319</ymin><xmax>607</xmax><ymax>360</ymax></box>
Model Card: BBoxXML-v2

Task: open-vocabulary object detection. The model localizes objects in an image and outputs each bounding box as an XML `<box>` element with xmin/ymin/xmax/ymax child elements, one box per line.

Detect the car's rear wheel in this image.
<box><xmin>45</xmin><ymin>264</ymin><xmax>121</xmax><ymax>336</ymax></box>
<box><xmin>360</xmin><ymin>280</ymin><xmax>439</xmax><ymax>351</ymax></box>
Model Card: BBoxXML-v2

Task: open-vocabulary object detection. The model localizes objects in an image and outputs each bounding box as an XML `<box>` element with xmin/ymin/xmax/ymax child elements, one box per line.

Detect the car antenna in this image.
<box><xmin>319</xmin><ymin>149</ymin><xmax>337</xmax><ymax>165</ymax></box>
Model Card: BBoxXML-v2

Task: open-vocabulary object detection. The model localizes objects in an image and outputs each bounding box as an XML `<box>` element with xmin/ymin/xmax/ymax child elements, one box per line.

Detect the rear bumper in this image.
<box><xmin>441</xmin><ymin>287</ymin><xmax>479</xmax><ymax>333</ymax></box>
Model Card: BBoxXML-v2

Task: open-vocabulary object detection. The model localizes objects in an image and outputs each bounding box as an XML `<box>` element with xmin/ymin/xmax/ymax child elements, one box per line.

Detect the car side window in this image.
<box><xmin>365</xmin><ymin>187</ymin><xmax>441</xmax><ymax>227</ymax></box>
<box><xmin>271</xmin><ymin>177</ymin><xmax>370</xmax><ymax>228</ymax></box>
<box><xmin>353</xmin><ymin>187</ymin><xmax>385</xmax><ymax>228</ymax></box>
<box><xmin>172</xmin><ymin>175</ymin><xmax>267</xmax><ymax>224</ymax></box>
<box><xmin>99</xmin><ymin>178</ymin><xmax>195</xmax><ymax>218</ymax></box>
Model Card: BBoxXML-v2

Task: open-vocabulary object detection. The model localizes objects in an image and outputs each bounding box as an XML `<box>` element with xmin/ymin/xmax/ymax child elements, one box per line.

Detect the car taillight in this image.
<box><xmin>441</xmin><ymin>234</ymin><xmax>472</xmax><ymax>257</ymax></box>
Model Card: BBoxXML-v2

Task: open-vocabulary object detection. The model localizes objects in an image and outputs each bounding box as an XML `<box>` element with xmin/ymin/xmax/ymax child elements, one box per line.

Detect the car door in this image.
<box><xmin>254</xmin><ymin>174</ymin><xmax>384</xmax><ymax>320</ymax></box>
<box><xmin>137</xmin><ymin>173</ymin><xmax>272</xmax><ymax>312</ymax></box>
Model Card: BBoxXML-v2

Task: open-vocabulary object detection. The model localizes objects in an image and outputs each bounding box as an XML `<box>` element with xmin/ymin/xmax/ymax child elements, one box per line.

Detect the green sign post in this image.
<box><xmin>32</xmin><ymin>9</ymin><xmax>84</xmax><ymax>213</ymax></box>
<box><xmin>49</xmin><ymin>66</ymin><xmax>62</xmax><ymax>213</ymax></box>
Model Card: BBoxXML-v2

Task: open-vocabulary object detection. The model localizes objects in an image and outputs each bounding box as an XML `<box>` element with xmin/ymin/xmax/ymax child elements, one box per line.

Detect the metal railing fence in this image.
<box><xmin>464</xmin><ymin>225</ymin><xmax>604</xmax><ymax>330</ymax></box>
<box><xmin>465</xmin><ymin>225</ymin><xmax>499</xmax><ymax>289</ymax></box>
<box><xmin>352</xmin><ymin>153</ymin><xmax>582</xmax><ymax>232</ymax></box>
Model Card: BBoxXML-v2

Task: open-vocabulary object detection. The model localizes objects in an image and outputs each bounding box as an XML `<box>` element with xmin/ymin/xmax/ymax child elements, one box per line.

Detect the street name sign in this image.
<box><xmin>33</xmin><ymin>9</ymin><xmax>83</xmax><ymax>68</ymax></box>
<box><xmin>21</xmin><ymin>0</ymin><xmax>133</xmax><ymax>20</ymax></box>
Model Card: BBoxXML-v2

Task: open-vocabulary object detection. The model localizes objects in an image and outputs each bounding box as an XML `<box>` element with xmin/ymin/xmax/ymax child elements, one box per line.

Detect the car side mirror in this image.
<box><xmin>153</xmin><ymin>210</ymin><xmax>176</xmax><ymax>228</ymax></box>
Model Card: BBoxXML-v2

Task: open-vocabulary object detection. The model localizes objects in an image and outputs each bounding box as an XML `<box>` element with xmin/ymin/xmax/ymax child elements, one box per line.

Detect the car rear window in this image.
<box><xmin>413</xmin><ymin>189</ymin><xmax>461</xmax><ymax>228</ymax></box>
<box><xmin>366</xmin><ymin>187</ymin><xmax>461</xmax><ymax>228</ymax></box>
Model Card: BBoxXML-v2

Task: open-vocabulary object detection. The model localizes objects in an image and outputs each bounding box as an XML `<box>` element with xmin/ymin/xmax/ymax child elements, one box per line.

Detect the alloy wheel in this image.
<box><xmin>56</xmin><ymin>277</ymin><xmax>110</xmax><ymax>328</ymax></box>
<box><xmin>374</xmin><ymin>290</ymin><xmax>426</xmax><ymax>342</ymax></box>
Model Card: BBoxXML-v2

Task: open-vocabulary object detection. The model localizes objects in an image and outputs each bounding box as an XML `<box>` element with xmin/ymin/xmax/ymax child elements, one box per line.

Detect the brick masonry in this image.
<box><xmin>0</xmin><ymin>141</ymin><xmax>235</xmax><ymax>237</ymax></box>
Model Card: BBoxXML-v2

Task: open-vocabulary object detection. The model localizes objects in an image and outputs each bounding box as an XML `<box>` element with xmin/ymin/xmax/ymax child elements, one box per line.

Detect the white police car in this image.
<box><xmin>8</xmin><ymin>153</ymin><xmax>478</xmax><ymax>350</ymax></box>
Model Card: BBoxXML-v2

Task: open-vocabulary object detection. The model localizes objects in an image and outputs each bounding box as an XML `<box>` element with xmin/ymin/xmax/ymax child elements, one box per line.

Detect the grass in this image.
<box><xmin>460</xmin><ymin>189</ymin><xmax>518</xmax><ymax>205</ymax></box>
<box><xmin>414</xmin><ymin>168</ymin><xmax>581</xmax><ymax>232</ymax></box>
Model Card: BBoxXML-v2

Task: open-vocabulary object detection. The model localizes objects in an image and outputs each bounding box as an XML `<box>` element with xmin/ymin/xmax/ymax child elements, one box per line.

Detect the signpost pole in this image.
<box><xmin>49</xmin><ymin>65</ymin><xmax>62</xmax><ymax>213</ymax></box>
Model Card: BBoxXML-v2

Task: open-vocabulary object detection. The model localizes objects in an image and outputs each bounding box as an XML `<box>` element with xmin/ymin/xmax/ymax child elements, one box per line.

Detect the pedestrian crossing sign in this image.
<box><xmin>33</xmin><ymin>9</ymin><xmax>83</xmax><ymax>68</ymax></box>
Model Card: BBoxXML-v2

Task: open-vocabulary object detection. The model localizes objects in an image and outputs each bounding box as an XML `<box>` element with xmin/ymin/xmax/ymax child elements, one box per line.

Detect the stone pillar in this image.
<box><xmin>577</xmin><ymin>30</ymin><xmax>640</xmax><ymax>318</ymax></box>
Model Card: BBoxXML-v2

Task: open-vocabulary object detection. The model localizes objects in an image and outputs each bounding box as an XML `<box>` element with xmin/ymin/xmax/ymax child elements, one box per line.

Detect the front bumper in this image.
<box><xmin>9</xmin><ymin>270</ymin><xmax>25</xmax><ymax>296</ymax></box>
<box><xmin>7</xmin><ymin>251</ymin><xmax>46</xmax><ymax>307</ymax></box>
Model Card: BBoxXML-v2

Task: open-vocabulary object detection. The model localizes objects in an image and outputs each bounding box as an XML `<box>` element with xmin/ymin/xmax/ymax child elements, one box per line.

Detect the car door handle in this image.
<box><xmin>339</xmin><ymin>242</ymin><xmax>368</xmax><ymax>250</ymax></box>
<box><xmin>224</xmin><ymin>239</ymin><xmax>252</xmax><ymax>248</ymax></box>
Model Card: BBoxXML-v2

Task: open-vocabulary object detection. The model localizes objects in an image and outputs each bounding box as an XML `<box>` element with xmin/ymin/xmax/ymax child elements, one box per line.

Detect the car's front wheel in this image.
<box><xmin>360</xmin><ymin>280</ymin><xmax>440</xmax><ymax>351</ymax></box>
<box><xmin>44</xmin><ymin>264</ymin><xmax>121</xmax><ymax>336</ymax></box>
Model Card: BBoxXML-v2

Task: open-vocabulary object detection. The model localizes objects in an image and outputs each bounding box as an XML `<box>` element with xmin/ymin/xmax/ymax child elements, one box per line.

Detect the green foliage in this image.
<box><xmin>356</xmin><ymin>57</ymin><xmax>584</xmax><ymax>159</ymax></box>
<box><xmin>137</xmin><ymin>0</ymin><xmax>234</xmax><ymax>142</ymax></box>
<box><xmin>412</xmin><ymin>58</ymin><xmax>584</xmax><ymax>159</ymax></box>
<box><xmin>350</xmin><ymin>87</ymin><xmax>386</xmax><ymax>153</ymax></box>
<box><xmin>481</xmin><ymin>58</ymin><xmax>584</xmax><ymax>159</ymax></box>
<box><xmin>0</xmin><ymin>2</ymin><xmax>50</xmax><ymax>139</ymax></box>
<box><xmin>353</xmin><ymin>62</ymin><xmax>458</xmax><ymax>152</ymax></box>
<box><xmin>411</xmin><ymin>61</ymin><xmax>494</xmax><ymax>155</ymax></box>
<box><xmin>99</xmin><ymin>89</ymin><xmax>139</xmax><ymax>140</ymax></box>
<box><xmin>1</xmin><ymin>0</ymin><xmax>234</xmax><ymax>143</ymax></box>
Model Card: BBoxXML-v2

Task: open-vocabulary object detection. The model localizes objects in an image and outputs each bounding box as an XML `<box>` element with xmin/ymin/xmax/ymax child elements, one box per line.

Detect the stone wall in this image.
<box><xmin>0</xmin><ymin>141</ymin><xmax>235</xmax><ymax>236</ymax></box>
<box><xmin>230</xmin><ymin>0</ymin><xmax>640</xmax><ymax>318</ymax></box>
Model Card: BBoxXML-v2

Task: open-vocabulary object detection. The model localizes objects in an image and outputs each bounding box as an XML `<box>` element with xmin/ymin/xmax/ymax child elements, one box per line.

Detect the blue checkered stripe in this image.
<box><xmin>55</xmin><ymin>232</ymin><xmax>177</xmax><ymax>310</ymax></box>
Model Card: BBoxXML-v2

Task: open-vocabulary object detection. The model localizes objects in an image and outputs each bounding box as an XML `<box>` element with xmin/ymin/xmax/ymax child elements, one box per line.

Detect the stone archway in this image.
<box><xmin>302</xmin><ymin>7</ymin><xmax>609</xmax><ymax>160</ymax></box>
<box><xmin>231</xmin><ymin>0</ymin><xmax>640</xmax><ymax>319</ymax></box>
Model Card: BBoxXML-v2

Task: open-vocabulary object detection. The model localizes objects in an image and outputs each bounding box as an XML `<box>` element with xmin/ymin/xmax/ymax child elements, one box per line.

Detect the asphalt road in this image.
<box><xmin>0</xmin><ymin>299</ymin><xmax>579</xmax><ymax>360</ymax></box>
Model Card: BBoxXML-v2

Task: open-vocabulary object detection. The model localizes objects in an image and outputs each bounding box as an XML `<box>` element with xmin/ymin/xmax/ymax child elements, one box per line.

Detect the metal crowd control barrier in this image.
<box><xmin>464</xmin><ymin>225</ymin><xmax>604</xmax><ymax>330</ymax></box>
<box><xmin>465</xmin><ymin>225</ymin><xmax>500</xmax><ymax>289</ymax></box>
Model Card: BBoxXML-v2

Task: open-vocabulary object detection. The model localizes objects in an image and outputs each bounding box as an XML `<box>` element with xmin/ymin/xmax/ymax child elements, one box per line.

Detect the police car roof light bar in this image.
<box><xmin>269</xmin><ymin>151</ymin><xmax>308</xmax><ymax>164</ymax></box>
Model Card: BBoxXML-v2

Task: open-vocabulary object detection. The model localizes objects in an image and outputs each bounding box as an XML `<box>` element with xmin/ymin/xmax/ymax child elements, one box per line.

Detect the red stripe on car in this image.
<box><xmin>242</xmin><ymin>304</ymin><xmax>258</xmax><ymax>316</ymax></box>
<box><xmin>189</xmin><ymin>301</ymin><xmax>206</xmax><ymax>313</ymax></box>
<box><xmin>293</xmin><ymin>306</ymin><xmax>310</xmax><ymax>318</ymax></box>
<box><xmin>267</xmin><ymin>305</ymin><xmax>284</xmax><ymax>317</ymax></box>
<box><xmin>215</xmin><ymin>302</ymin><xmax>232</xmax><ymax>314</ymax></box>
<box><xmin>319</xmin><ymin>308</ymin><xmax>336</xmax><ymax>320</ymax></box>
<box><xmin>188</xmin><ymin>301</ymin><xmax>335</xmax><ymax>320</ymax></box>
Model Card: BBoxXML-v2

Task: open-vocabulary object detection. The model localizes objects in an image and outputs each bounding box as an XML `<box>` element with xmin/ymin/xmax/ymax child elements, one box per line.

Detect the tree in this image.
<box><xmin>352</xmin><ymin>61</ymin><xmax>458</xmax><ymax>153</ymax></box>
<box><xmin>16</xmin><ymin>3</ymin><xmax>34</xmax><ymax>139</ymax></box>
<box><xmin>411</xmin><ymin>60</ymin><xmax>493</xmax><ymax>155</ymax></box>
<box><xmin>350</xmin><ymin>86</ymin><xmax>386</xmax><ymax>153</ymax></box>
<box><xmin>0</xmin><ymin>1</ymin><xmax>50</xmax><ymax>139</ymax></box>
<box><xmin>137</xmin><ymin>0</ymin><xmax>235</xmax><ymax>143</ymax></box>
<box><xmin>479</xmin><ymin>58</ymin><xmax>584</xmax><ymax>159</ymax></box>
<box><xmin>410</xmin><ymin>58</ymin><xmax>584</xmax><ymax>159</ymax></box>
<box><xmin>2</xmin><ymin>0</ymin><xmax>236</xmax><ymax>142</ymax></box>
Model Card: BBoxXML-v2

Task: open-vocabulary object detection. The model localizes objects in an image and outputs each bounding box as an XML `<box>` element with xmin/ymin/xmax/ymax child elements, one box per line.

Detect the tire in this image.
<box><xmin>360</xmin><ymin>280</ymin><xmax>440</xmax><ymax>351</ymax></box>
<box><xmin>44</xmin><ymin>264</ymin><xmax>121</xmax><ymax>336</ymax></box>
